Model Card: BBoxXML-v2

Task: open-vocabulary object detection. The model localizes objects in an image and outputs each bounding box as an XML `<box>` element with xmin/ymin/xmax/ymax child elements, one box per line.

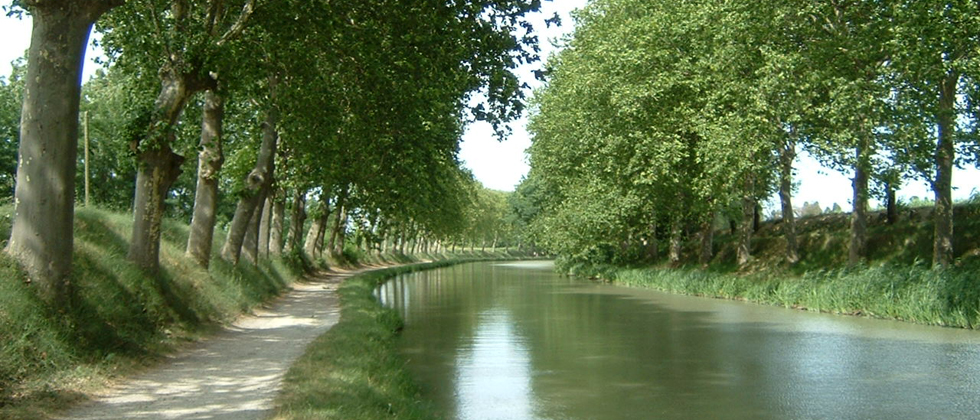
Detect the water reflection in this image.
<box><xmin>379</xmin><ymin>262</ymin><xmax>980</xmax><ymax>420</ymax></box>
<box><xmin>455</xmin><ymin>309</ymin><xmax>536</xmax><ymax>420</ymax></box>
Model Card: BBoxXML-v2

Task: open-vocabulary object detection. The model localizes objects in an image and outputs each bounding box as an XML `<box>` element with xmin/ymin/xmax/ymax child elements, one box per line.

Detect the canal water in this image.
<box><xmin>376</xmin><ymin>261</ymin><xmax>980</xmax><ymax>420</ymax></box>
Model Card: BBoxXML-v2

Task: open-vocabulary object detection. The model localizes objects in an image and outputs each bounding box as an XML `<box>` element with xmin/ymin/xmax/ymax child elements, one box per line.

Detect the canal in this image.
<box><xmin>376</xmin><ymin>261</ymin><xmax>980</xmax><ymax>420</ymax></box>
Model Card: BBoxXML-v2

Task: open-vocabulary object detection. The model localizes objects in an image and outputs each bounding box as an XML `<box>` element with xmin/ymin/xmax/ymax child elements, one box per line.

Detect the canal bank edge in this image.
<box><xmin>272</xmin><ymin>256</ymin><xmax>535</xmax><ymax>420</ymax></box>
<box><xmin>595</xmin><ymin>263</ymin><xmax>980</xmax><ymax>330</ymax></box>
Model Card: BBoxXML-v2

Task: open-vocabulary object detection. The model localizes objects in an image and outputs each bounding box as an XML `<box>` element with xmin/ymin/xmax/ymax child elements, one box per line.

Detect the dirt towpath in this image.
<box><xmin>59</xmin><ymin>267</ymin><xmax>374</xmax><ymax>420</ymax></box>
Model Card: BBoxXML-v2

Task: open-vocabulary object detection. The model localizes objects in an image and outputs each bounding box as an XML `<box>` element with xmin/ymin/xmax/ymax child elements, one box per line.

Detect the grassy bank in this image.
<box><xmin>609</xmin><ymin>262</ymin><xmax>980</xmax><ymax>328</ymax></box>
<box><xmin>575</xmin><ymin>203</ymin><xmax>980</xmax><ymax>329</ymax></box>
<box><xmin>0</xmin><ymin>206</ymin><xmax>305</xmax><ymax>419</ymax></box>
<box><xmin>272</xmin><ymin>257</ymin><xmax>522</xmax><ymax>420</ymax></box>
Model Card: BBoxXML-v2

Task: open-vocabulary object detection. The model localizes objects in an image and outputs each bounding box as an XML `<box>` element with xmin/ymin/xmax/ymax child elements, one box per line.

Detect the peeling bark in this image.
<box><xmin>8</xmin><ymin>1</ymin><xmax>120</xmax><ymax>305</ymax></box>
<box><xmin>221</xmin><ymin>95</ymin><xmax>278</xmax><ymax>264</ymax></box>
<box><xmin>129</xmin><ymin>68</ymin><xmax>207</xmax><ymax>271</ymax></box>
<box><xmin>186</xmin><ymin>89</ymin><xmax>224</xmax><ymax>267</ymax></box>
<box><xmin>129</xmin><ymin>146</ymin><xmax>185</xmax><ymax>271</ymax></box>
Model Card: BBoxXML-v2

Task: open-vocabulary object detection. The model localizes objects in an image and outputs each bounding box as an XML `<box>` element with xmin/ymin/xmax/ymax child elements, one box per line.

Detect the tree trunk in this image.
<box><xmin>849</xmin><ymin>141</ymin><xmax>871</xmax><ymax>266</ymax></box>
<box><xmin>242</xmin><ymin>188</ymin><xmax>268</xmax><ymax>264</ymax></box>
<box><xmin>270</xmin><ymin>193</ymin><xmax>285</xmax><ymax>256</ymax></box>
<box><xmin>305</xmin><ymin>205</ymin><xmax>330</xmax><ymax>258</ymax></box>
<box><xmin>398</xmin><ymin>227</ymin><xmax>407</xmax><ymax>254</ymax></box>
<box><xmin>186</xmin><ymin>89</ymin><xmax>225</xmax><ymax>267</ymax></box>
<box><xmin>698</xmin><ymin>211</ymin><xmax>714</xmax><ymax>267</ymax></box>
<box><xmin>668</xmin><ymin>215</ymin><xmax>683</xmax><ymax>266</ymax></box>
<box><xmin>286</xmin><ymin>189</ymin><xmax>307</xmax><ymax>252</ymax></box>
<box><xmin>315</xmin><ymin>213</ymin><xmax>330</xmax><ymax>257</ymax></box>
<box><xmin>646</xmin><ymin>222</ymin><xmax>659</xmax><ymax>261</ymax></box>
<box><xmin>336</xmin><ymin>208</ymin><xmax>349</xmax><ymax>255</ymax></box>
<box><xmin>737</xmin><ymin>197</ymin><xmax>755</xmax><ymax>267</ymax></box>
<box><xmin>129</xmin><ymin>67</ymin><xmax>206</xmax><ymax>271</ymax></box>
<box><xmin>326</xmin><ymin>212</ymin><xmax>338</xmax><ymax>256</ymax></box>
<box><xmin>7</xmin><ymin>1</ymin><xmax>117</xmax><ymax>305</ymax></box>
<box><xmin>738</xmin><ymin>178</ymin><xmax>756</xmax><ymax>267</ymax></box>
<box><xmin>130</xmin><ymin>146</ymin><xmax>185</xmax><ymax>271</ymax></box>
<box><xmin>778</xmin><ymin>139</ymin><xmax>800</xmax><ymax>264</ymax></box>
<box><xmin>221</xmin><ymin>99</ymin><xmax>278</xmax><ymax>264</ymax></box>
<box><xmin>933</xmin><ymin>71</ymin><xmax>958</xmax><ymax>268</ymax></box>
<box><xmin>885</xmin><ymin>181</ymin><xmax>897</xmax><ymax>225</ymax></box>
<box><xmin>258</xmin><ymin>195</ymin><xmax>273</xmax><ymax>258</ymax></box>
<box><xmin>303</xmin><ymin>208</ymin><xmax>323</xmax><ymax>258</ymax></box>
<box><xmin>329</xmin><ymin>196</ymin><xmax>347</xmax><ymax>256</ymax></box>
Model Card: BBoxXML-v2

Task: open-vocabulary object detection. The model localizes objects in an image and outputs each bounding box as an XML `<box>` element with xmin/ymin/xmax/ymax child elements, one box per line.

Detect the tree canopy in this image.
<box><xmin>523</xmin><ymin>0</ymin><xmax>980</xmax><ymax>270</ymax></box>
<box><xmin>3</xmin><ymin>0</ymin><xmax>545</xmax><ymax>306</ymax></box>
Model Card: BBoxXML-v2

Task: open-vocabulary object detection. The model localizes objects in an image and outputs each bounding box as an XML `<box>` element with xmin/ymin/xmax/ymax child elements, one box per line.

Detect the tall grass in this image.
<box><xmin>612</xmin><ymin>261</ymin><xmax>980</xmax><ymax>329</ymax></box>
<box><xmin>572</xmin><ymin>202</ymin><xmax>980</xmax><ymax>330</ymax></box>
<box><xmin>0</xmin><ymin>206</ymin><xmax>304</xmax><ymax>419</ymax></box>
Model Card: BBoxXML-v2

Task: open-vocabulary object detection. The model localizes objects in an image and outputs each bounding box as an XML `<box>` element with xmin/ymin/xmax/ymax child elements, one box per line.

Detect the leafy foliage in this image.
<box><xmin>524</xmin><ymin>0</ymin><xmax>980</xmax><ymax>269</ymax></box>
<box><xmin>0</xmin><ymin>57</ymin><xmax>24</xmax><ymax>199</ymax></box>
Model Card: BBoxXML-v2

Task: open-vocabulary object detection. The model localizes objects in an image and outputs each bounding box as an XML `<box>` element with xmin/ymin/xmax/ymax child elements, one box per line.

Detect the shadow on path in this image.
<box><xmin>58</xmin><ymin>268</ymin><xmax>368</xmax><ymax>420</ymax></box>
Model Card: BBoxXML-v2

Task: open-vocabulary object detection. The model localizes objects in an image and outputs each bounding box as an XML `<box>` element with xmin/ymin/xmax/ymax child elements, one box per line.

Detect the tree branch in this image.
<box><xmin>217</xmin><ymin>0</ymin><xmax>255</xmax><ymax>46</ymax></box>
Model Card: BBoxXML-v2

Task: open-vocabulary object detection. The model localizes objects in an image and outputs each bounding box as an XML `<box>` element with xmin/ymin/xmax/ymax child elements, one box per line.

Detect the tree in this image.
<box><xmin>222</xmin><ymin>87</ymin><xmax>277</xmax><ymax>264</ymax></box>
<box><xmin>887</xmin><ymin>0</ymin><xmax>980</xmax><ymax>267</ymax></box>
<box><xmin>6</xmin><ymin>0</ymin><xmax>122</xmax><ymax>306</ymax></box>
<box><xmin>99</xmin><ymin>0</ymin><xmax>256</xmax><ymax>271</ymax></box>
<box><xmin>185</xmin><ymin>89</ymin><xmax>224</xmax><ymax>267</ymax></box>
<box><xmin>0</xmin><ymin>56</ymin><xmax>25</xmax><ymax>198</ymax></box>
<box><xmin>795</xmin><ymin>0</ymin><xmax>892</xmax><ymax>266</ymax></box>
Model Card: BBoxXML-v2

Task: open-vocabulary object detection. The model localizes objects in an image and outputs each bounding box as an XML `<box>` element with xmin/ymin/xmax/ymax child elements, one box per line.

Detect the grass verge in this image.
<box><xmin>556</xmin><ymin>202</ymin><xmax>980</xmax><ymax>330</ymax></box>
<box><xmin>272</xmin><ymin>258</ymin><xmax>516</xmax><ymax>420</ymax></box>
<box><xmin>608</xmin><ymin>261</ymin><xmax>980</xmax><ymax>329</ymax></box>
<box><xmin>0</xmin><ymin>206</ymin><xmax>306</xmax><ymax>419</ymax></box>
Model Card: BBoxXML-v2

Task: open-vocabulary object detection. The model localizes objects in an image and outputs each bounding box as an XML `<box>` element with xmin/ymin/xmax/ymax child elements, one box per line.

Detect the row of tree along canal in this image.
<box><xmin>519</xmin><ymin>0</ymin><xmax>980</xmax><ymax>271</ymax></box>
<box><xmin>1</xmin><ymin>1</ymin><xmax>544</xmax><ymax>308</ymax></box>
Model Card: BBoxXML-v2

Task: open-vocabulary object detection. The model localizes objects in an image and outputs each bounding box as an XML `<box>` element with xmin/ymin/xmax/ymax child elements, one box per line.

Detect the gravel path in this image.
<box><xmin>59</xmin><ymin>268</ymin><xmax>361</xmax><ymax>420</ymax></box>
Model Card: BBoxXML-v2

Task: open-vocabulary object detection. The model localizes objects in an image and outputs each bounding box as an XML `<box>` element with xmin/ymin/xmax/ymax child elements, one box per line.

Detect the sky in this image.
<box><xmin>2</xmin><ymin>4</ymin><xmax>978</xmax><ymax>213</ymax></box>
<box><xmin>457</xmin><ymin>0</ymin><xmax>590</xmax><ymax>193</ymax></box>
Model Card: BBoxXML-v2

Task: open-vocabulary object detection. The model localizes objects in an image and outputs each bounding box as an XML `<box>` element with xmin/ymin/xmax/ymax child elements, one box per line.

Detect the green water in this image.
<box><xmin>377</xmin><ymin>261</ymin><xmax>980</xmax><ymax>420</ymax></box>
